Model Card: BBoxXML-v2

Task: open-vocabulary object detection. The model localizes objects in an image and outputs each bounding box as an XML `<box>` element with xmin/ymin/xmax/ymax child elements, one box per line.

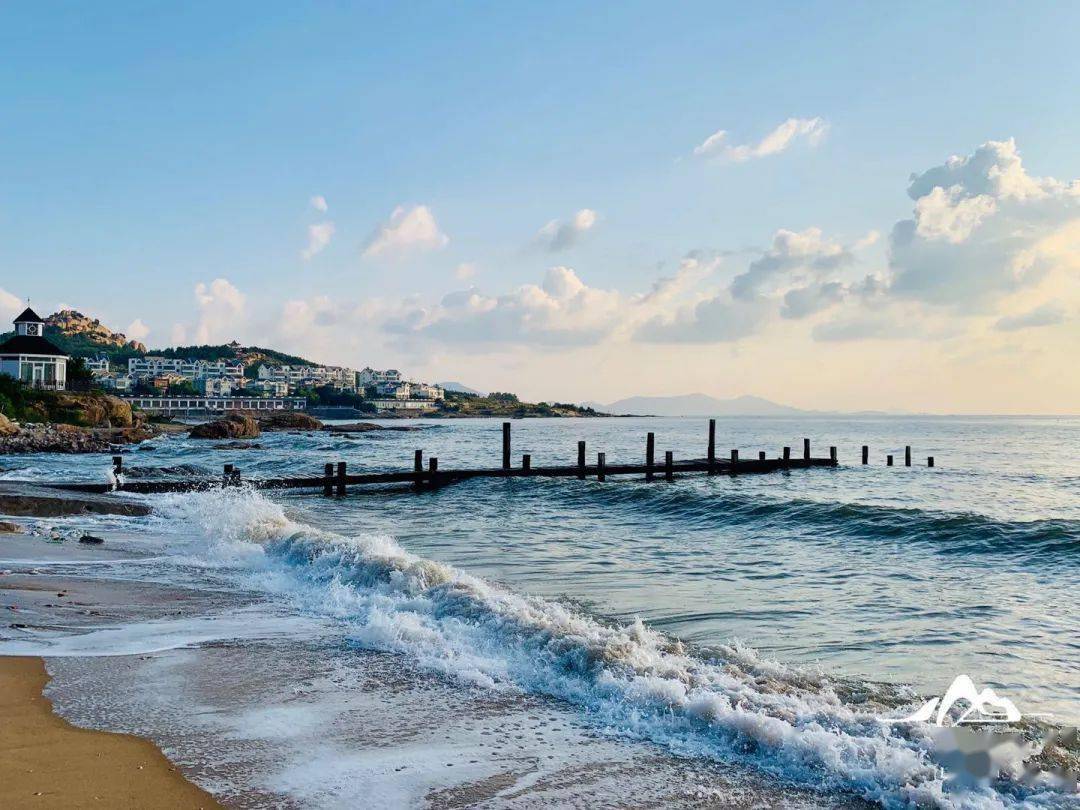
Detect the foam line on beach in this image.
<box><xmin>149</xmin><ymin>487</ymin><xmax>1077</xmax><ymax>809</ymax></box>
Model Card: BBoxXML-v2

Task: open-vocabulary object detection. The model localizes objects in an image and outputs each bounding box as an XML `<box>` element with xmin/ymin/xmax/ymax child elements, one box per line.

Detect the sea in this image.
<box><xmin>1</xmin><ymin>415</ymin><xmax>1078</xmax><ymax>808</ymax></box>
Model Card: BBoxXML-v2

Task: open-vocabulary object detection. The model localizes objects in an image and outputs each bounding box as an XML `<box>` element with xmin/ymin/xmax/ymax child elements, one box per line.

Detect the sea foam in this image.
<box><xmin>154</xmin><ymin>487</ymin><xmax>1074</xmax><ymax>809</ymax></box>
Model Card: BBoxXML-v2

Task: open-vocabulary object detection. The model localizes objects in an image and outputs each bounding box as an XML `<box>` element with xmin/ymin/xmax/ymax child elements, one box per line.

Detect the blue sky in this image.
<box><xmin>3</xmin><ymin>3</ymin><xmax>1079</xmax><ymax>412</ymax></box>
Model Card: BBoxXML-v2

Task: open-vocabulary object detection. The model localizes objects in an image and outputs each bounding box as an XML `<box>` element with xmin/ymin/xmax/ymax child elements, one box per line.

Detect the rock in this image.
<box><xmin>0</xmin><ymin>413</ymin><xmax>18</xmax><ymax>437</ymax></box>
<box><xmin>211</xmin><ymin>441</ymin><xmax>262</xmax><ymax>450</ymax></box>
<box><xmin>189</xmin><ymin>413</ymin><xmax>260</xmax><ymax>439</ymax></box>
<box><xmin>0</xmin><ymin>483</ymin><xmax>151</xmax><ymax>517</ymax></box>
<box><xmin>0</xmin><ymin>423</ymin><xmax>159</xmax><ymax>454</ymax></box>
<box><xmin>258</xmin><ymin>412</ymin><xmax>322</xmax><ymax>431</ymax></box>
<box><xmin>78</xmin><ymin>534</ymin><xmax>105</xmax><ymax>545</ymax></box>
<box><xmin>323</xmin><ymin>422</ymin><xmax>420</xmax><ymax>433</ymax></box>
<box><xmin>49</xmin><ymin>392</ymin><xmax>139</xmax><ymax>428</ymax></box>
<box><xmin>0</xmin><ymin>521</ymin><xmax>23</xmax><ymax>534</ymax></box>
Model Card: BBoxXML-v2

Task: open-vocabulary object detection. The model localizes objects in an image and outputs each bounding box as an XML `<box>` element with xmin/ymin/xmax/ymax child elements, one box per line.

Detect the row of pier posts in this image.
<box><xmin>860</xmin><ymin>444</ymin><xmax>933</xmax><ymax>467</ymax></box>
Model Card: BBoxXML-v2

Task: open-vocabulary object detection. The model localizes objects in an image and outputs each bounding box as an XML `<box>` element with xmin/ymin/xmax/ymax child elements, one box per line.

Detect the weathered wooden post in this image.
<box><xmin>336</xmin><ymin>461</ymin><xmax>346</xmax><ymax>496</ymax></box>
<box><xmin>429</xmin><ymin>457</ymin><xmax>438</xmax><ymax>487</ymax></box>
<box><xmin>597</xmin><ymin>452</ymin><xmax>606</xmax><ymax>482</ymax></box>
<box><xmin>665</xmin><ymin>451</ymin><xmax>673</xmax><ymax>481</ymax></box>
<box><xmin>730</xmin><ymin>448</ymin><xmax>739</xmax><ymax>471</ymax></box>
<box><xmin>323</xmin><ymin>462</ymin><xmax>333</xmax><ymax>496</ymax></box>
<box><xmin>223</xmin><ymin>463</ymin><xmax>233</xmax><ymax>486</ymax></box>
<box><xmin>927</xmin><ymin>456</ymin><xmax>935</xmax><ymax>468</ymax></box>
<box><xmin>502</xmin><ymin>422</ymin><xmax>511</xmax><ymax>470</ymax></box>
<box><xmin>112</xmin><ymin>455</ymin><xmax>123</xmax><ymax>476</ymax></box>
<box><xmin>905</xmin><ymin>445</ymin><xmax>912</xmax><ymax>467</ymax></box>
<box><xmin>783</xmin><ymin>446</ymin><xmax>791</xmax><ymax>464</ymax></box>
<box><xmin>862</xmin><ymin>445</ymin><xmax>869</xmax><ymax>465</ymax></box>
<box><xmin>707</xmin><ymin>419</ymin><xmax>716</xmax><ymax>474</ymax></box>
<box><xmin>830</xmin><ymin>446</ymin><xmax>837</xmax><ymax>464</ymax></box>
<box><xmin>522</xmin><ymin>454</ymin><xmax>531</xmax><ymax>473</ymax></box>
<box><xmin>646</xmin><ymin>432</ymin><xmax>655</xmax><ymax>482</ymax></box>
<box><xmin>414</xmin><ymin>450</ymin><xmax>423</xmax><ymax>488</ymax></box>
<box><xmin>758</xmin><ymin>451</ymin><xmax>766</xmax><ymax>461</ymax></box>
<box><xmin>232</xmin><ymin>467</ymin><xmax>241</xmax><ymax>486</ymax></box>
<box><xmin>803</xmin><ymin>438</ymin><xmax>810</xmax><ymax>461</ymax></box>
<box><xmin>887</xmin><ymin>455</ymin><xmax>894</xmax><ymax>466</ymax></box>
<box><xmin>577</xmin><ymin>441</ymin><xmax>586</xmax><ymax>479</ymax></box>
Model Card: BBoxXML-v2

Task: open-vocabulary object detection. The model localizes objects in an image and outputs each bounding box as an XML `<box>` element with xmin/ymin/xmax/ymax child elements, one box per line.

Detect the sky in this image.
<box><xmin>2</xmin><ymin>1</ymin><xmax>1079</xmax><ymax>414</ymax></box>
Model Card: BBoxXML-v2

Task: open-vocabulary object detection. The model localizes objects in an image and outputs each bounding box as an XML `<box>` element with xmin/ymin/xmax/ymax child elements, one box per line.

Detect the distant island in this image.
<box><xmin>588</xmin><ymin>393</ymin><xmax>894</xmax><ymax>417</ymax></box>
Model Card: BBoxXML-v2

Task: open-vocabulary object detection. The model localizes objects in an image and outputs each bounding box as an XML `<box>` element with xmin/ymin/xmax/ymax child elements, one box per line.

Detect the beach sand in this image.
<box><xmin>0</xmin><ymin>655</ymin><xmax>222</xmax><ymax>809</ymax></box>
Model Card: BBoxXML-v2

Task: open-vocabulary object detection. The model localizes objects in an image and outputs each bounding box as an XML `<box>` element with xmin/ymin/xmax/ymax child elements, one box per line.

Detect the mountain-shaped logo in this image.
<box><xmin>890</xmin><ymin>674</ymin><xmax>1022</xmax><ymax>726</ymax></box>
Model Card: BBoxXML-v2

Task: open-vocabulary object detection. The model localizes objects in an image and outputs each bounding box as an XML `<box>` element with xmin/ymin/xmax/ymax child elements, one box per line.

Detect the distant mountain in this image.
<box><xmin>438</xmin><ymin>381</ymin><xmax>483</xmax><ymax>396</ymax></box>
<box><xmin>601</xmin><ymin>393</ymin><xmax>811</xmax><ymax>416</ymax></box>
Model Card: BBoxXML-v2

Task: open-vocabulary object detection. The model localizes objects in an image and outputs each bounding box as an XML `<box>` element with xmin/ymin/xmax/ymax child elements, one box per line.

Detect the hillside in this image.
<box><xmin>150</xmin><ymin>343</ymin><xmax>318</xmax><ymax>376</ymax></box>
<box><xmin>0</xmin><ymin>310</ymin><xmax>147</xmax><ymax>362</ymax></box>
<box><xmin>435</xmin><ymin>391</ymin><xmax>607</xmax><ymax>418</ymax></box>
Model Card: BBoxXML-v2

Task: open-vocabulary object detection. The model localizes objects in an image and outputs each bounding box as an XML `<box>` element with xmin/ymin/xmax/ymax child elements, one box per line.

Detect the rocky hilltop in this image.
<box><xmin>45</xmin><ymin>309</ymin><xmax>147</xmax><ymax>354</ymax></box>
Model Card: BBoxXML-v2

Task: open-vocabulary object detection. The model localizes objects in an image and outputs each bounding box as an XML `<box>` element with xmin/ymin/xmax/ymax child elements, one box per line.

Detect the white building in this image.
<box><xmin>199</xmin><ymin>376</ymin><xmax>234</xmax><ymax>397</ymax></box>
<box><xmin>257</xmin><ymin>364</ymin><xmax>357</xmax><ymax>393</ymax></box>
<box><xmin>128</xmin><ymin>356</ymin><xmax>244</xmax><ymax>383</ymax></box>
<box><xmin>248</xmin><ymin>379</ymin><xmax>289</xmax><ymax>397</ymax></box>
<box><xmin>0</xmin><ymin>308</ymin><xmax>68</xmax><ymax>390</ymax></box>
<box><xmin>358</xmin><ymin>367</ymin><xmax>402</xmax><ymax>389</ymax></box>
<box><xmin>99</xmin><ymin>374</ymin><xmax>133</xmax><ymax>392</ymax></box>
<box><xmin>85</xmin><ymin>356</ymin><xmax>110</xmax><ymax>376</ymax></box>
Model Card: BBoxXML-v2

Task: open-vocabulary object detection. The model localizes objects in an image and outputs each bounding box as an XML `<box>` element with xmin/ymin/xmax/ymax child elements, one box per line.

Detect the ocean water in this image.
<box><xmin>2</xmin><ymin>415</ymin><xmax>1078</xmax><ymax>808</ymax></box>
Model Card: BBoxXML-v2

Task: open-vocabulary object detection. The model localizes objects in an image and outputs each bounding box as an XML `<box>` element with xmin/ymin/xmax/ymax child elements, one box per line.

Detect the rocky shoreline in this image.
<box><xmin>0</xmin><ymin>421</ymin><xmax>160</xmax><ymax>454</ymax></box>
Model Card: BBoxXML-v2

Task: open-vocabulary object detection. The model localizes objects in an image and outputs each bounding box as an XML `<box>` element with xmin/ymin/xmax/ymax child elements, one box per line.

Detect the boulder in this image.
<box><xmin>0</xmin><ymin>521</ymin><xmax>23</xmax><ymax>534</ymax></box>
<box><xmin>79</xmin><ymin>534</ymin><xmax>105</xmax><ymax>545</ymax></box>
<box><xmin>323</xmin><ymin>422</ymin><xmax>420</xmax><ymax>433</ymax></box>
<box><xmin>49</xmin><ymin>392</ymin><xmax>138</xmax><ymax>428</ymax></box>
<box><xmin>189</xmin><ymin>413</ymin><xmax>260</xmax><ymax>439</ymax></box>
<box><xmin>258</xmin><ymin>411</ymin><xmax>322</xmax><ymax>431</ymax></box>
<box><xmin>0</xmin><ymin>413</ymin><xmax>18</xmax><ymax>437</ymax></box>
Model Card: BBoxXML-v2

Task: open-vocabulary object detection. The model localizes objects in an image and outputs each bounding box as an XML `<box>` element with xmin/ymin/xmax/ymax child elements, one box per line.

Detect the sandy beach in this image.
<box><xmin>0</xmin><ymin>655</ymin><xmax>221</xmax><ymax>809</ymax></box>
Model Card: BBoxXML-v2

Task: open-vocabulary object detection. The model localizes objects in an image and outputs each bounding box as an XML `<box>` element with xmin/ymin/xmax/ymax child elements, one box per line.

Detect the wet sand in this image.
<box><xmin>0</xmin><ymin>655</ymin><xmax>222</xmax><ymax>809</ymax></box>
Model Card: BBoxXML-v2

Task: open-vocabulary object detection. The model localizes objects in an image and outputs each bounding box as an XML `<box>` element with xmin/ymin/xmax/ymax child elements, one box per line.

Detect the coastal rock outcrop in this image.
<box><xmin>0</xmin><ymin>483</ymin><xmax>151</xmax><ymax>518</ymax></box>
<box><xmin>322</xmin><ymin>422</ymin><xmax>420</xmax><ymax>433</ymax></box>
<box><xmin>258</xmin><ymin>412</ymin><xmax>322</xmax><ymax>431</ymax></box>
<box><xmin>0</xmin><ymin>413</ymin><xmax>17</xmax><ymax>437</ymax></box>
<box><xmin>49</xmin><ymin>392</ymin><xmax>139</xmax><ymax>428</ymax></box>
<box><xmin>0</xmin><ymin>422</ymin><xmax>158</xmax><ymax>454</ymax></box>
<box><xmin>189</xmin><ymin>413</ymin><xmax>260</xmax><ymax>439</ymax></box>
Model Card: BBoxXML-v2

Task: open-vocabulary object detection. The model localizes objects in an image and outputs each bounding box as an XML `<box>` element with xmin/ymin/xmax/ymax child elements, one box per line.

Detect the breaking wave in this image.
<box><xmin>156</xmin><ymin>488</ymin><xmax>1076</xmax><ymax>809</ymax></box>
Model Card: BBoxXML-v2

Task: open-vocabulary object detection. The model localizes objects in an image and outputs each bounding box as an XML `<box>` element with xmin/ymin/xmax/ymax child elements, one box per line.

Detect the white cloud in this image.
<box><xmin>310</xmin><ymin>195</ymin><xmax>328</xmax><ymax>213</ymax></box>
<box><xmin>994</xmin><ymin>303</ymin><xmax>1067</xmax><ymax>332</ymax></box>
<box><xmin>362</xmin><ymin>205</ymin><xmax>449</xmax><ymax>259</ymax></box>
<box><xmin>171</xmin><ymin>323</ymin><xmax>188</xmax><ymax>345</ymax></box>
<box><xmin>730</xmin><ymin>227</ymin><xmax>853</xmax><ymax>301</ymax></box>
<box><xmin>125</xmin><ymin>318</ymin><xmax>150</xmax><ymax>342</ymax></box>
<box><xmin>192</xmin><ymin>278</ymin><xmax>246</xmax><ymax>344</ymax></box>
<box><xmin>888</xmin><ymin>138</ymin><xmax>1080</xmax><ymax>307</ymax></box>
<box><xmin>694</xmin><ymin>117</ymin><xmax>828</xmax><ymax>163</ymax></box>
<box><xmin>532</xmin><ymin>209</ymin><xmax>599</xmax><ymax>252</ymax></box>
<box><xmin>301</xmin><ymin>221</ymin><xmax>335</xmax><ymax>260</ymax></box>
<box><xmin>454</xmin><ymin>263</ymin><xmax>477</xmax><ymax>281</ymax></box>
<box><xmin>0</xmin><ymin>288</ymin><xmax>21</xmax><ymax>318</ymax></box>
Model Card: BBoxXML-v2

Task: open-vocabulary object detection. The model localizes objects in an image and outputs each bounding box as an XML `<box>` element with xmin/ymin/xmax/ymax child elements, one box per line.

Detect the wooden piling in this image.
<box><xmin>707</xmin><ymin>419</ymin><xmax>716</xmax><ymax>474</ymax></box>
<box><xmin>336</xmin><ymin>462</ymin><xmax>346</xmax><ymax>496</ymax></box>
<box><xmin>522</xmin><ymin>454</ymin><xmax>531</xmax><ymax>473</ymax></box>
<box><xmin>758</xmin><ymin>451</ymin><xmax>766</xmax><ymax>461</ymax></box>
<box><xmin>223</xmin><ymin>463</ymin><xmax>234</xmax><ymax>486</ymax></box>
<box><xmin>927</xmin><ymin>456</ymin><xmax>935</xmax><ymax>468</ymax></box>
<box><xmin>429</xmin><ymin>457</ymin><xmax>438</xmax><ymax>486</ymax></box>
<box><xmin>730</xmin><ymin>448</ymin><xmax>739</xmax><ymax>470</ymax></box>
<box><xmin>597</xmin><ymin>452</ymin><xmax>606</xmax><ymax>482</ymax></box>
<box><xmin>830</xmin><ymin>446</ymin><xmax>837</xmax><ymax>463</ymax></box>
<box><xmin>803</xmin><ymin>438</ymin><xmax>810</xmax><ymax>460</ymax></box>
<box><xmin>414</xmin><ymin>450</ymin><xmax>423</xmax><ymax>488</ymax></box>
<box><xmin>577</xmin><ymin>441</ymin><xmax>586</xmax><ymax>480</ymax></box>
<box><xmin>862</xmin><ymin>445</ymin><xmax>869</xmax><ymax>465</ymax></box>
<box><xmin>665</xmin><ymin>451</ymin><xmax>673</xmax><ymax>481</ymax></box>
<box><xmin>323</xmin><ymin>463</ymin><xmax>333</xmax><ymax>496</ymax></box>
<box><xmin>646</xmin><ymin>432</ymin><xmax>655</xmax><ymax>482</ymax></box>
<box><xmin>502</xmin><ymin>422</ymin><xmax>511</xmax><ymax>470</ymax></box>
<box><xmin>783</xmin><ymin>446</ymin><xmax>791</xmax><ymax>464</ymax></box>
<box><xmin>905</xmin><ymin>445</ymin><xmax>912</xmax><ymax>467</ymax></box>
<box><xmin>887</xmin><ymin>455</ymin><xmax>894</xmax><ymax>466</ymax></box>
<box><xmin>112</xmin><ymin>455</ymin><xmax>123</xmax><ymax>476</ymax></box>
<box><xmin>231</xmin><ymin>467</ymin><xmax>241</xmax><ymax>486</ymax></box>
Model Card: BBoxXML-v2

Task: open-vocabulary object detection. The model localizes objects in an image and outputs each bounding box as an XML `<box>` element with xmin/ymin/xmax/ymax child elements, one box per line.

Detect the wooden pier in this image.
<box><xmin>44</xmin><ymin>420</ymin><xmax>933</xmax><ymax>497</ymax></box>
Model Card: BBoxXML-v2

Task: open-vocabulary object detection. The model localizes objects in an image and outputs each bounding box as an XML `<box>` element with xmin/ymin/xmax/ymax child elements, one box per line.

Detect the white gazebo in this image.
<box><xmin>0</xmin><ymin>307</ymin><xmax>69</xmax><ymax>390</ymax></box>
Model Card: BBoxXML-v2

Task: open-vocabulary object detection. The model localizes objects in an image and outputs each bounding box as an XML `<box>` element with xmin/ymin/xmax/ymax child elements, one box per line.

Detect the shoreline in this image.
<box><xmin>0</xmin><ymin>655</ymin><xmax>222</xmax><ymax>809</ymax></box>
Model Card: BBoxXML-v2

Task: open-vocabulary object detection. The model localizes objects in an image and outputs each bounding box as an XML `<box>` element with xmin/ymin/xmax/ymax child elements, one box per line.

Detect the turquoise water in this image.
<box><xmin>3</xmin><ymin>415</ymin><xmax>1078</xmax><ymax>806</ymax></box>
